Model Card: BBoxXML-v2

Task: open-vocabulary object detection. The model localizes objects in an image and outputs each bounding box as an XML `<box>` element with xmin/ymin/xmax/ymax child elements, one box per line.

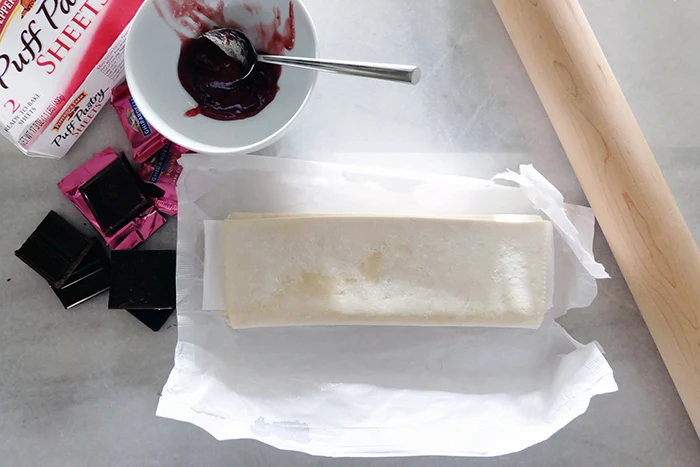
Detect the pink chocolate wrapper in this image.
<box><xmin>138</xmin><ymin>142</ymin><xmax>187</xmax><ymax>217</ymax></box>
<box><xmin>111</xmin><ymin>82</ymin><xmax>169</xmax><ymax>163</ymax></box>
<box><xmin>58</xmin><ymin>148</ymin><xmax>167</xmax><ymax>250</ymax></box>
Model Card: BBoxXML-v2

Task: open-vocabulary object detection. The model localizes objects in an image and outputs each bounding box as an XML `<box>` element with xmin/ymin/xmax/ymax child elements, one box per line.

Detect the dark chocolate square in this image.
<box><xmin>79</xmin><ymin>154</ymin><xmax>152</xmax><ymax>236</ymax></box>
<box><xmin>126</xmin><ymin>309</ymin><xmax>175</xmax><ymax>332</ymax></box>
<box><xmin>108</xmin><ymin>250</ymin><xmax>176</xmax><ymax>310</ymax></box>
<box><xmin>52</xmin><ymin>240</ymin><xmax>110</xmax><ymax>310</ymax></box>
<box><xmin>15</xmin><ymin>211</ymin><xmax>93</xmax><ymax>288</ymax></box>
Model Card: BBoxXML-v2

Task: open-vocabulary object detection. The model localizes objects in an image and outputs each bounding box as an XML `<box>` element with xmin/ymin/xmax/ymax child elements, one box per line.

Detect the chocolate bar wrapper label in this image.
<box><xmin>138</xmin><ymin>142</ymin><xmax>186</xmax><ymax>216</ymax></box>
<box><xmin>110</xmin><ymin>81</ymin><xmax>169</xmax><ymax>163</ymax></box>
<box><xmin>0</xmin><ymin>0</ymin><xmax>146</xmax><ymax>159</ymax></box>
<box><xmin>58</xmin><ymin>147</ymin><xmax>166</xmax><ymax>250</ymax></box>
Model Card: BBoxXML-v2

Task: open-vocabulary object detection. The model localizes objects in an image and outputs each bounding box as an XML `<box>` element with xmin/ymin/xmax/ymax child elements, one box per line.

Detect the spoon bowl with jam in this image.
<box><xmin>125</xmin><ymin>0</ymin><xmax>319</xmax><ymax>155</ymax></box>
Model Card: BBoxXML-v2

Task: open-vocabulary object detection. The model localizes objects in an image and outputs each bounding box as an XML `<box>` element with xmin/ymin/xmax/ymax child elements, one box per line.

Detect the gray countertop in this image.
<box><xmin>1</xmin><ymin>0</ymin><xmax>700</xmax><ymax>465</ymax></box>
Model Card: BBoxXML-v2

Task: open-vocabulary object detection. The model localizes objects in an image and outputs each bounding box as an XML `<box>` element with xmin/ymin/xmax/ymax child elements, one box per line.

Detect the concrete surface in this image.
<box><xmin>1</xmin><ymin>0</ymin><xmax>700</xmax><ymax>465</ymax></box>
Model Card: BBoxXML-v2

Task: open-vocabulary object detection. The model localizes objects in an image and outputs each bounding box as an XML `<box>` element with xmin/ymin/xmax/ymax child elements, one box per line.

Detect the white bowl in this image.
<box><xmin>125</xmin><ymin>0</ymin><xmax>318</xmax><ymax>154</ymax></box>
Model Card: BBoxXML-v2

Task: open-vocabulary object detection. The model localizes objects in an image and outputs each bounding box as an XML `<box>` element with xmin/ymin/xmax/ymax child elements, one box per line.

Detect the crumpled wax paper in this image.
<box><xmin>156</xmin><ymin>154</ymin><xmax>617</xmax><ymax>457</ymax></box>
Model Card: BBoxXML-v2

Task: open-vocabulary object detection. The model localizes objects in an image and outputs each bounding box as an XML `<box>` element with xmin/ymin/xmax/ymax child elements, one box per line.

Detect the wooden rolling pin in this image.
<box><xmin>492</xmin><ymin>0</ymin><xmax>700</xmax><ymax>436</ymax></box>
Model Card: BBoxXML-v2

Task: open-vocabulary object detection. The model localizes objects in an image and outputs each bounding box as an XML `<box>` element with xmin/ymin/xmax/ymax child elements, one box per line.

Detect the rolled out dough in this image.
<box><xmin>223</xmin><ymin>215</ymin><xmax>553</xmax><ymax>329</ymax></box>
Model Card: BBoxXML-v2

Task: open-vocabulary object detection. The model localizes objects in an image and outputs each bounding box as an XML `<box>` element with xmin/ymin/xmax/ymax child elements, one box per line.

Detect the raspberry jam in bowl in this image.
<box><xmin>177</xmin><ymin>33</ymin><xmax>283</xmax><ymax>121</ymax></box>
<box><xmin>125</xmin><ymin>0</ymin><xmax>318</xmax><ymax>155</ymax></box>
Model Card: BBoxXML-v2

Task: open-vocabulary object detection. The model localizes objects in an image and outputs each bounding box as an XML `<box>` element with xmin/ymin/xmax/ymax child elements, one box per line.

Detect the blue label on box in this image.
<box><xmin>128</xmin><ymin>97</ymin><xmax>152</xmax><ymax>137</ymax></box>
<box><xmin>150</xmin><ymin>142</ymin><xmax>173</xmax><ymax>183</ymax></box>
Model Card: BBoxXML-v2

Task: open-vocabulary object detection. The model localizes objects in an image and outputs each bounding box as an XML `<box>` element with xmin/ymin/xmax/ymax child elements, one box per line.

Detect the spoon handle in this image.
<box><xmin>257</xmin><ymin>55</ymin><xmax>420</xmax><ymax>85</ymax></box>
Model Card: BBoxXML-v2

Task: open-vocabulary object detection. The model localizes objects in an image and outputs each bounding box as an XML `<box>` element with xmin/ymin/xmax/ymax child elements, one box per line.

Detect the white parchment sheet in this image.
<box><xmin>157</xmin><ymin>154</ymin><xmax>617</xmax><ymax>457</ymax></box>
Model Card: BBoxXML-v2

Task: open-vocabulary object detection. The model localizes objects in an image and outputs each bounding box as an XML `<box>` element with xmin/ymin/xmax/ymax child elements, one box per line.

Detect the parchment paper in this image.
<box><xmin>157</xmin><ymin>154</ymin><xmax>617</xmax><ymax>457</ymax></box>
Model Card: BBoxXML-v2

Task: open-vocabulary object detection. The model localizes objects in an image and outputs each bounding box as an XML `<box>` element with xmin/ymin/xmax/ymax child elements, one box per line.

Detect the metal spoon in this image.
<box><xmin>202</xmin><ymin>28</ymin><xmax>421</xmax><ymax>85</ymax></box>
